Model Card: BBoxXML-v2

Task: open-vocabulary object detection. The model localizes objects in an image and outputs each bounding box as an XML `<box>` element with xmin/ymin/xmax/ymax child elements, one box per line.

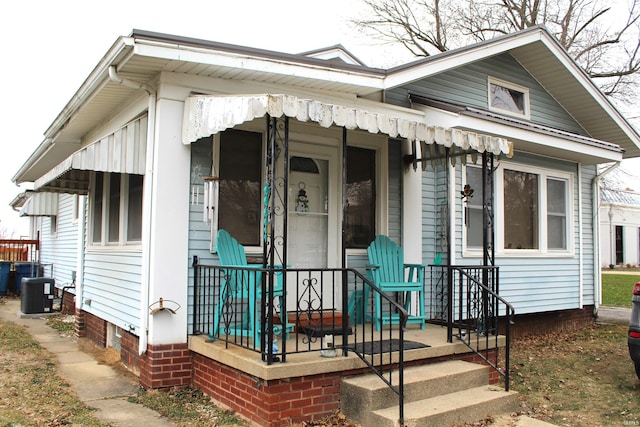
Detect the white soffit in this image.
<box><xmin>34</xmin><ymin>116</ymin><xmax>148</xmax><ymax>193</ymax></box>
<box><xmin>182</xmin><ymin>94</ymin><xmax>513</xmax><ymax>157</ymax></box>
<box><xmin>19</xmin><ymin>193</ymin><xmax>59</xmax><ymax>217</ymax></box>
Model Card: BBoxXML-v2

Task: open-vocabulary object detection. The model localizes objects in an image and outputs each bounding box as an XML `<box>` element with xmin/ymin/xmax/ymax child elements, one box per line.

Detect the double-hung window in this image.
<box><xmin>91</xmin><ymin>172</ymin><xmax>143</xmax><ymax>245</ymax></box>
<box><xmin>464</xmin><ymin>163</ymin><xmax>572</xmax><ymax>255</ymax></box>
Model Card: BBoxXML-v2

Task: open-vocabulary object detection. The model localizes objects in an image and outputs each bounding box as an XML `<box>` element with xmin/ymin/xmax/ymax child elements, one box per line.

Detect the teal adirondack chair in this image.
<box><xmin>367</xmin><ymin>235</ymin><xmax>427</xmax><ymax>331</ymax></box>
<box><xmin>212</xmin><ymin>230</ymin><xmax>292</xmax><ymax>344</ymax></box>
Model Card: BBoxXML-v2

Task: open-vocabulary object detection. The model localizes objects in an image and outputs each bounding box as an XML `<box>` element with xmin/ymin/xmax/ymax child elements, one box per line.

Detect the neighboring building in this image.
<box><xmin>10</xmin><ymin>26</ymin><xmax>640</xmax><ymax>425</ymax></box>
<box><xmin>599</xmin><ymin>165</ymin><xmax>640</xmax><ymax>268</ymax></box>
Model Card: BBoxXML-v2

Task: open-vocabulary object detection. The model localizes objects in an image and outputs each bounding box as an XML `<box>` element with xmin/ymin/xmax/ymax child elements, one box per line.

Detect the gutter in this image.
<box><xmin>592</xmin><ymin>161</ymin><xmax>621</xmax><ymax>313</ymax></box>
<box><xmin>108</xmin><ymin>65</ymin><xmax>157</xmax><ymax>356</ymax></box>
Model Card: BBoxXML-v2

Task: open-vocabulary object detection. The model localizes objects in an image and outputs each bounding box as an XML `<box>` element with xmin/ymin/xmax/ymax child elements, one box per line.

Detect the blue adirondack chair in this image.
<box><xmin>367</xmin><ymin>235</ymin><xmax>427</xmax><ymax>331</ymax></box>
<box><xmin>212</xmin><ymin>230</ymin><xmax>292</xmax><ymax>344</ymax></box>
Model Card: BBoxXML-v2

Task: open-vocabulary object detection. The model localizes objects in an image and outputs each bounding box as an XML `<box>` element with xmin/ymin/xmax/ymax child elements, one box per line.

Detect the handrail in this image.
<box><xmin>450</xmin><ymin>265</ymin><xmax>514</xmax><ymax>391</ymax></box>
<box><xmin>347</xmin><ymin>268</ymin><xmax>408</xmax><ymax>426</ymax></box>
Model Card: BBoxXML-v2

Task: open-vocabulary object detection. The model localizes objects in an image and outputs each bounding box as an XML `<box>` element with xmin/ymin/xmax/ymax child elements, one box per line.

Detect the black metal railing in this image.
<box><xmin>191</xmin><ymin>257</ymin><xmax>410</xmax><ymax>424</ymax></box>
<box><xmin>431</xmin><ymin>265</ymin><xmax>514</xmax><ymax>390</ymax></box>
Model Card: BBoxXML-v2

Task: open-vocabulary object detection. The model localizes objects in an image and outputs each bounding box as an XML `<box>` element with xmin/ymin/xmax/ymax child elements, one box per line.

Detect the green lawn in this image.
<box><xmin>601</xmin><ymin>273</ymin><xmax>640</xmax><ymax>308</ymax></box>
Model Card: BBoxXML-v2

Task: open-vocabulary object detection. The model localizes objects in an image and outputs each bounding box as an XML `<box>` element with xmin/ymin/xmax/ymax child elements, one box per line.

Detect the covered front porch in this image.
<box><xmin>182</xmin><ymin>93</ymin><xmax>515</xmax><ymax>425</ymax></box>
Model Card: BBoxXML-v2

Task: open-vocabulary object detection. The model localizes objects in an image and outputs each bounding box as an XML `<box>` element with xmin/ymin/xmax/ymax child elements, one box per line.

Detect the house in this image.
<box><xmin>11</xmin><ymin>26</ymin><xmax>640</xmax><ymax>425</ymax></box>
<box><xmin>599</xmin><ymin>165</ymin><xmax>640</xmax><ymax>268</ymax></box>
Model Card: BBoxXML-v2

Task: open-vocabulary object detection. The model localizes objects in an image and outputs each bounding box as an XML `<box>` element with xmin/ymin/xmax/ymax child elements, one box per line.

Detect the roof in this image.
<box><xmin>13</xmin><ymin>26</ymin><xmax>640</xmax><ymax>185</ymax></box>
<box><xmin>601</xmin><ymin>166</ymin><xmax>640</xmax><ymax>207</ymax></box>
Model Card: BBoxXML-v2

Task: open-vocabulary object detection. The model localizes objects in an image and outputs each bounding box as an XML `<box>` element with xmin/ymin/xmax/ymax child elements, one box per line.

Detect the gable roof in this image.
<box><xmin>13</xmin><ymin>26</ymin><xmax>640</xmax><ymax>185</ymax></box>
<box><xmin>384</xmin><ymin>25</ymin><xmax>640</xmax><ymax>158</ymax></box>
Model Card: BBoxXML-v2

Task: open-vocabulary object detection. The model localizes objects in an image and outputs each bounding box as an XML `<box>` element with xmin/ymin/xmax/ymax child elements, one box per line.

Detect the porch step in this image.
<box><xmin>372</xmin><ymin>385</ymin><xmax>519</xmax><ymax>427</ymax></box>
<box><xmin>340</xmin><ymin>361</ymin><xmax>519</xmax><ymax>427</ymax></box>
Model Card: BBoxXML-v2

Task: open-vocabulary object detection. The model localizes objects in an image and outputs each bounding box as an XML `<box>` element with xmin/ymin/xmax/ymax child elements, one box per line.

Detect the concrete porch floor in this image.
<box><xmin>188</xmin><ymin>322</ymin><xmax>506</xmax><ymax>381</ymax></box>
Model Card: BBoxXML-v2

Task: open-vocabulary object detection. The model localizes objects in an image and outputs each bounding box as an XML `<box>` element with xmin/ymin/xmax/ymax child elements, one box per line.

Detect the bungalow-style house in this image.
<box><xmin>11</xmin><ymin>26</ymin><xmax>640</xmax><ymax>426</ymax></box>
<box><xmin>599</xmin><ymin>165</ymin><xmax>640</xmax><ymax>269</ymax></box>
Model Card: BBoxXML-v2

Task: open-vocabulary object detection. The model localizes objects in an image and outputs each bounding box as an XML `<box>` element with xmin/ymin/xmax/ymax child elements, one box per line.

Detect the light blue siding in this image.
<box><xmin>386</xmin><ymin>53</ymin><xmax>587</xmax><ymax>135</ymax></box>
<box><xmin>82</xmin><ymin>249</ymin><xmax>142</xmax><ymax>333</ymax></box>
<box><xmin>38</xmin><ymin>194</ymin><xmax>79</xmax><ymax>287</ymax></box>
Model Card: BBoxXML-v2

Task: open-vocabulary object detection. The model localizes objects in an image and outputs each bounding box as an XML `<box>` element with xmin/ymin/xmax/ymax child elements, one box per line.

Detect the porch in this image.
<box><xmin>188</xmin><ymin>261</ymin><xmax>514</xmax><ymax>426</ymax></box>
<box><xmin>188</xmin><ymin>319</ymin><xmax>506</xmax><ymax>382</ymax></box>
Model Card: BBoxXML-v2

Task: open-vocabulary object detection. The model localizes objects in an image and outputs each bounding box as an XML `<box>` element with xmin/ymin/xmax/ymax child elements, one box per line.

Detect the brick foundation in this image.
<box><xmin>120</xmin><ymin>329</ymin><xmax>141</xmax><ymax>376</ymax></box>
<box><xmin>507</xmin><ymin>305</ymin><xmax>595</xmax><ymax>339</ymax></box>
<box><xmin>193</xmin><ymin>354</ymin><xmax>348</xmax><ymax>427</ymax></box>
<box><xmin>74</xmin><ymin>308</ymin><xmax>86</xmax><ymax>337</ymax></box>
<box><xmin>84</xmin><ymin>310</ymin><xmax>107</xmax><ymax>347</ymax></box>
<box><xmin>140</xmin><ymin>343</ymin><xmax>193</xmax><ymax>390</ymax></box>
<box><xmin>59</xmin><ymin>289</ymin><xmax>76</xmax><ymax>315</ymax></box>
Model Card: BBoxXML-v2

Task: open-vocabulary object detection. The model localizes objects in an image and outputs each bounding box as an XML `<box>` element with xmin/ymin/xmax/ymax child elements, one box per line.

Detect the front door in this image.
<box><xmin>288</xmin><ymin>156</ymin><xmax>329</xmax><ymax>268</ymax></box>
<box><xmin>283</xmin><ymin>143</ymin><xmax>340</xmax><ymax>313</ymax></box>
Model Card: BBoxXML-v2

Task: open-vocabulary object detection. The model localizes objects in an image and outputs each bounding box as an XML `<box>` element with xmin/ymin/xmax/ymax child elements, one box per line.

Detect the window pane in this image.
<box><xmin>504</xmin><ymin>169</ymin><xmax>538</xmax><ymax>249</ymax></box>
<box><xmin>548</xmin><ymin>216</ymin><xmax>566</xmax><ymax>249</ymax></box>
<box><xmin>127</xmin><ymin>175</ymin><xmax>144</xmax><ymax>241</ymax></box>
<box><xmin>346</xmin><ymin>146</ymin><xmax>376</xmax><ymax>248</ymax></box>
<box><xmin>219</xmin><ymin>129</ymin><xmax>262</xmax><ymax>246</ymax></box>
<box><xmin>465</xmin><ymin>166</ymin><xmax>483</xmax><ymax>248</ymax></box>
<box><xmin>490</xmin><ymin>83</ymin><xmax>525</xmax><ymax>115</ymax></box>
<box><xmin>547</xmin><ymin>178</ymin><xmax>567</xmax><ymax>250</ymax></box>
<box><xmin>108</xmin><ymin>174</ymin><xmax>121</xmax><ymax>242</ymax></box>
<box><xmin>92</xmin><ymin>173</ymin><xmax>103</xmax><ymax>243</ymax></box>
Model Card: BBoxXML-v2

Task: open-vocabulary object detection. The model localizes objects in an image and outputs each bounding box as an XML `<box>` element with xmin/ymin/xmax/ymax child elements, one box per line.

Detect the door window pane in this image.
<box><xmin>465</xmin><ymin>166</ymin><xmax>483</xmax><ymax>248</ymax></box>
<box><xmin>547</xmin><ymin>178</ymin><xmax>567</xmax><ymax>250</ymax></box>
<box><xmin>127</xmin><ymin>175</ymin><xmax>143</xmax><ymax>241</ymax></box>
<box><xmin>504</xmin><ymin>169</ymin><xmax>538</xmax><ymax>249</ymax></box>
<box><xmin>346</xmin><ymin>146</ymin><xmax>376</xmax><ymax>248</ymax></box>
<box><xmin>219</xmin><ymin>129</ymin><xmax>262</xmax><ymax>246</ymax></box>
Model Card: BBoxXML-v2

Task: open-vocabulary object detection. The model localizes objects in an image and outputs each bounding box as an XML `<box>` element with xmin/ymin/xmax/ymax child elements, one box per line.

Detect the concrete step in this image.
<box><xmin>341</xmin><ymin>360</ymin><xmax>493</xmax><ymax>426</ymax></box>
<box><xmin>372</xmin><ymin>385</ymin><xmax>520</xmax><ymax>427</ymax></box>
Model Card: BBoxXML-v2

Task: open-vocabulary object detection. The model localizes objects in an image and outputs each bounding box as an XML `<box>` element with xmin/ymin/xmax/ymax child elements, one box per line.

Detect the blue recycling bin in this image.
<box><xmin>0</xmin><ymin>261</ymin><xmax>10</xmax><ymax>295</ymax></box>
<box><xmin>14</xmin><ymin>262</ymin><xmax>40</xmax><ymax>294</ymax></box>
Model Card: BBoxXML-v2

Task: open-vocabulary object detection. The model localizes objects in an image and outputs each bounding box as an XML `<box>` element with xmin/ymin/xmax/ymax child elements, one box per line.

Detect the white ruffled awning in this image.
<box><xmin>182</xmin><ymin>94</ymin><xmax>513</xmax><ymax>157</ymax></box>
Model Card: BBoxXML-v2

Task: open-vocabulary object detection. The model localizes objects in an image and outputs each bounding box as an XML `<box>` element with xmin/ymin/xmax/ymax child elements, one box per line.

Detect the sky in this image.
<box><xmin>0</xmin><ymin>0</ymin><xmax>414</xmax><ymax>237</ymax></box>
<box><xmin>1</xmin><ymin>0</ymin><xmax>639</xmax><ymax>237</ymax></box>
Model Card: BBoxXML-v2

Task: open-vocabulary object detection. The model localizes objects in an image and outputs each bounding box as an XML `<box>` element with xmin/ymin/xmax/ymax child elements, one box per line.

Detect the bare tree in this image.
<box><xmin>354</xmin><ymin>0</ymin><xmax>640</xmax><ymax>102</ymax></box>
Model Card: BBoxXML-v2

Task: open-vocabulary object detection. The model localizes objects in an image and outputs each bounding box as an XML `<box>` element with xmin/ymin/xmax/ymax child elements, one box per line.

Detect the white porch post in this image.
<box><xmin>143</xmin><ymin>98</ymin><xmax>191</xmax><ymax>348</ymax></box>
<box><xmin>403</xmin><ymin>139</ymin><xmax>422</xmax><ymax>264</ymax></box>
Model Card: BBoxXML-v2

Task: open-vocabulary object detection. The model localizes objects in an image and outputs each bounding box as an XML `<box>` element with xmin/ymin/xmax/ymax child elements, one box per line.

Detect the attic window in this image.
<box><xmin>488</xmin><ymin>77</ymin><xmax>530</xmax><ymax>119</ymax></box>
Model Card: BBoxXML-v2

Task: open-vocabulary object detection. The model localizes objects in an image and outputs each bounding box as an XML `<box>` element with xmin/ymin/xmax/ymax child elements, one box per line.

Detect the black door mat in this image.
<box><xmin>349</xmin><ymin>339</ymin><xmax>430</xmax><ymax>354</ymax></box>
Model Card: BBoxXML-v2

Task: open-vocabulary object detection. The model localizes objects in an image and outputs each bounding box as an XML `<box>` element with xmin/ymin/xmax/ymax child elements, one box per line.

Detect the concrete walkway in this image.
<box><xmin>0</xmin><ymin>298</ymin><xmax>176</xmax><ymax>427</ymax></box>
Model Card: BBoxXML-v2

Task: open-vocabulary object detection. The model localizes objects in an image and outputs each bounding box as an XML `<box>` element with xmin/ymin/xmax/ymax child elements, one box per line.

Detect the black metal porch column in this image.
<box><xmin>482</xmin><ymin>152</ymin><xmax>496</xmax><ymax>334</ymax></box>
<box><xmin>263</xmin><ymin>114</ymin><xmax>289</xmax><ymax>362</ymax></box>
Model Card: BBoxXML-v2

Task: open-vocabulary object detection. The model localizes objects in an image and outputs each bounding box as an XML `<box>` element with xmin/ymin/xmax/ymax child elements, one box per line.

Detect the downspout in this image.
<box><xmin>108</xmin><ymin>66</ymin><xmax>156</xmax><ymax>356</ymax></box>
<box><xmin>592</xmin><ymin>161</ymin><xmax>621</xmax><ymax>314</ymax></box>
<box><xmin>578</xmin><ymin>164</ymin><xmax>583</xmax><ymax>308</ymax></box>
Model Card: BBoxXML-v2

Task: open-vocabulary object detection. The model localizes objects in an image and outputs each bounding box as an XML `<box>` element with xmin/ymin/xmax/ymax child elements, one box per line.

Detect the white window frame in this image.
<box><xmin>89</xmin><ymin>172</ymin><xmax>143</xmax><ymax>247</ymax></box>
<box><xmin>463</xmin><ymin>161</ymin><xmax>574</xmax><ymax>258</ymax></box>
<box><xmin>488</xmin><ymin>77</ymin><xmax>531</xmax><ymax>120</ymax></box>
